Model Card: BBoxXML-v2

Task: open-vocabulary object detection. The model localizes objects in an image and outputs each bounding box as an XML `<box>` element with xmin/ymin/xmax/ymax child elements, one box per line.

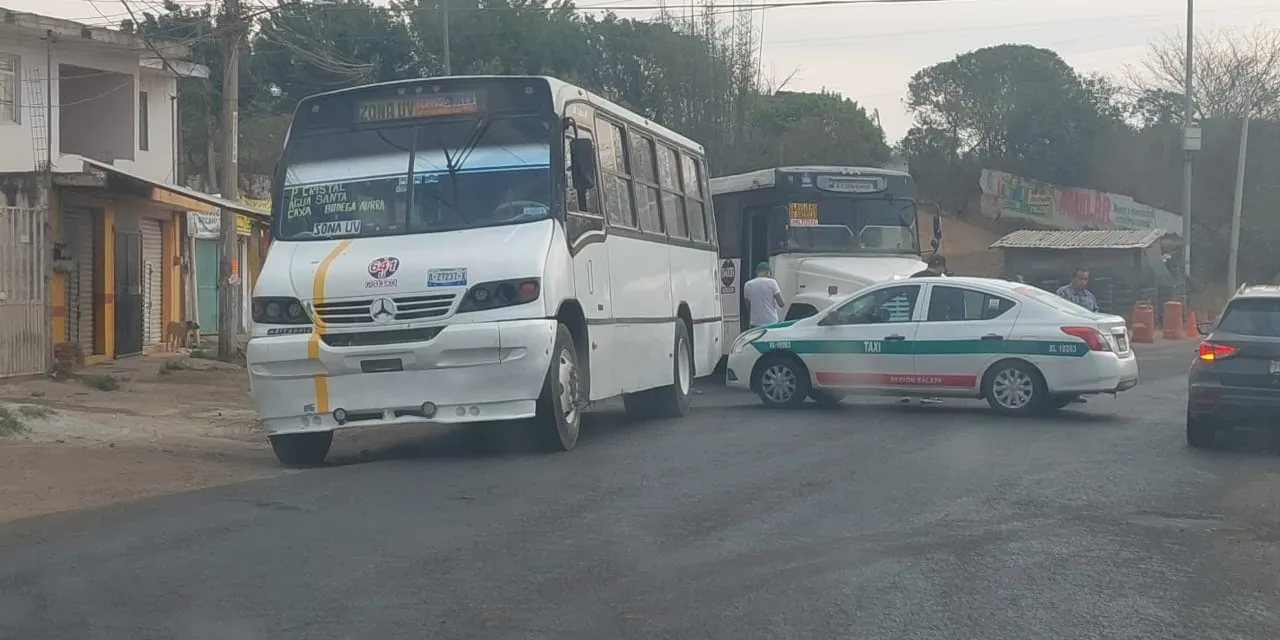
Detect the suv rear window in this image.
<box><xmin>1217</xmin><ymin>298</ymin><xmax>1280</xmax><ymax>337</ymax></box>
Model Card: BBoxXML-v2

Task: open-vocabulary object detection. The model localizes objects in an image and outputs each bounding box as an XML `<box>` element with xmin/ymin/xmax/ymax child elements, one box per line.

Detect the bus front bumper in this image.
<box><xmin>247</xmin><ymin>319</ymin><xmax>557</xmax><ymax>436</ymax></box>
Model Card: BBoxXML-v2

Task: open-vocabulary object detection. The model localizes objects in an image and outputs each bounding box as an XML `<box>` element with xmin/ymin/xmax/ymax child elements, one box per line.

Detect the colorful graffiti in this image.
<box><xmin>979</xmin><ymin>169</ymin><xmax>1179</xmax><ymax>234</ymax></box>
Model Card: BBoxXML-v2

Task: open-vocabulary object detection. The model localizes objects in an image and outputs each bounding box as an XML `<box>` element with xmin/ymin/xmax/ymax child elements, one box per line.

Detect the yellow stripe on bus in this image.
<box><xmin>308</xmin><ymin>240</ymin><xmax>352</xmax><ymax>414</ymax></box>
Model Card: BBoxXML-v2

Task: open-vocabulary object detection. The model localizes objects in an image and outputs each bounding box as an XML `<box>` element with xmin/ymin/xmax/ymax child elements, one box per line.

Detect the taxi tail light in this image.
<box><xmin>1198</xmin><ymin>341</ymin><xmax>1238</xmax><ymax>361</ymax></box>
<box><xmin>1060</xmin><ymin>326</ymin><xmax>1111</xmax><ymax>352</ymax></box>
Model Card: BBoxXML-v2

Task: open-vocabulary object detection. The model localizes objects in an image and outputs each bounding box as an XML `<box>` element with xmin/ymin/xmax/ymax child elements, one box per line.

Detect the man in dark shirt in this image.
<box><xmin>902</xmin><ymin>254</ymin><xmax>947</xmax><ymax>405</ymax></box>
<box><xmin>911</xmin><ymin>254</ymin><xmax>947</xmax><ymax>278</ymax></box>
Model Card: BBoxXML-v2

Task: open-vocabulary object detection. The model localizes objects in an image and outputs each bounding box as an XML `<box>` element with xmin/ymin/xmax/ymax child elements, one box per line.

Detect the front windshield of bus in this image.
<box><xmin>782</xmin><ymin>197</ymin><xmax>919</xmax><ymax>254</ymax></box>
<box><xmin>277</xmin><ymin>115</ymin><xmax>554</xmax><ymax>240</ymax></box>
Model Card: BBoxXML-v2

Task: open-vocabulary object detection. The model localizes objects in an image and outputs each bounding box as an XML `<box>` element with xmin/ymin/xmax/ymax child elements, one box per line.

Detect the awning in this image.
<box><xmin>58</xmin><ymin>154</ymin><xmax>271</xmax><ymax>223</ymax></box>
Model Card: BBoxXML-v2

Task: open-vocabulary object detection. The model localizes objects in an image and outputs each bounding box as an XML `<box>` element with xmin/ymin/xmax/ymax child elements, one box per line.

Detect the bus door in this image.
<box><xmin>738</xmin><ymin>205</ymin><xmax>779</xmax><ymax>332</ymax></box>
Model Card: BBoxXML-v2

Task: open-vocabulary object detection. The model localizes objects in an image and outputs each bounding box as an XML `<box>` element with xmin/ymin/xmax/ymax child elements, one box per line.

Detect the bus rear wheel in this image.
<box><xmin>623</xmin><ymin>321</ymin><xmax>694</xmax><ymax>420</ymax></box>
<box><xmin>534</xmin><ymin>324</ymin><xmax>582</xmax><ymax>452</ymax></box>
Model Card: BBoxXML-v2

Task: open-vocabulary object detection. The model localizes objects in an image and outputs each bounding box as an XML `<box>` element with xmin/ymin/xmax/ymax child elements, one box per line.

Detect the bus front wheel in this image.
<box><xmin>534</xmin><ymin>324</ymin><xmax>582</xmax><ymax>452</ymax></box>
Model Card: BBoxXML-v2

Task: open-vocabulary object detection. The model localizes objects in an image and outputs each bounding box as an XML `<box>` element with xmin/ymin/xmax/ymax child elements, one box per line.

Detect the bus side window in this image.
<box><xmin>657</xmin><ymin>144</ymin><xmax>687</xmax><ymax>238</ymax></box>
<box><xmin>681</xmin><ymin>153</ymin><xmax>709</xmax><ymax>243</ymax></box>
<box><xmin>595</xmin><ymin>117</ymin><xmax>637</xmax><ymax>229</ymax></box>
<box><xmin>565</xmin><ymin>129</ymin><xmax>600</xmax><ymax>215</ymax></box>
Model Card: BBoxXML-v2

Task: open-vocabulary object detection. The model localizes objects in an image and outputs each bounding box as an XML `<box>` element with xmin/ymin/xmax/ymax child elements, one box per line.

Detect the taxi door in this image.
<box><xmin>912</xmin><ymin>283</ymin><xmax>1019</xmax><ymax>393</ymax></box>
<box><xmin>805</xmin><ymin>283</ymin><xmax>923</xmax><ymax>392</ymax></box>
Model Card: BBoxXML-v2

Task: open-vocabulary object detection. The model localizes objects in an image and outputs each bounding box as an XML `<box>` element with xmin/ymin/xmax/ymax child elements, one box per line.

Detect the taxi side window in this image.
<box><xmin>827</xmin><ymin>285</ymin><xmax>921</xmax><ymax>325</ymax></box>
<box><xmin>926</xmin><ymin>285</ymin><xmax>1015</xmax><ymax>322</ymax></box>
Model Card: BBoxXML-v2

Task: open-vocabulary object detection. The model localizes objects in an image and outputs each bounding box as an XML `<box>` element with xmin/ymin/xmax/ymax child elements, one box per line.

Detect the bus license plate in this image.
<box><xmin>428</xmin><ymin>267</ymin><xmax>467</xmax><ymax>287</ymax></box>
<box><xmin>1271</xmin><ymin>360</ymin><xmax>1280</xmax><ymax>375</ymax></box>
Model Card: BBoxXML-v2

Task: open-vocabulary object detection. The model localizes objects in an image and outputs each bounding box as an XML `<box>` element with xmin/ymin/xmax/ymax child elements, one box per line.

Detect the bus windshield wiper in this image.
<box><xmin>446</xmin><ymin>112</ymin><xmax>492</xmax><ymax>176</ymax></box>
<box><xmin>437</xmin><ymin>113</ymin><xmax>492</xmax><ymax>210</ymax></box>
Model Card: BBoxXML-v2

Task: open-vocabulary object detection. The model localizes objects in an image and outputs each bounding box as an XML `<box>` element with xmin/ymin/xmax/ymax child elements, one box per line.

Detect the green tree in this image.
<box><xmin>902</xmin><ymin>44</ymin><xmax>1117</xmax><ymax>187</ymax></box>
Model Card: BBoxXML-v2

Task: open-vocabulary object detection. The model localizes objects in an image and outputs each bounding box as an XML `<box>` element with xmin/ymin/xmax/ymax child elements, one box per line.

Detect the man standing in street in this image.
<box><xmin>743</xmin><ymin>261</ymin><xmax>786</xmax><ymax>328</ymax></box>
<box><xmin>1056</xmin><ymin>266</ymin><xmax>1099</xmax><ymax>312</ymax></box>
<box><xmin>1056</xmin><ymin>267</ymin><xmax>1097</xmax><ymax>405</ymax></box>
<box><xmin>904</xmin><ymin>254</ymin><xmax>947</xmax><ymax>405</ymax></box>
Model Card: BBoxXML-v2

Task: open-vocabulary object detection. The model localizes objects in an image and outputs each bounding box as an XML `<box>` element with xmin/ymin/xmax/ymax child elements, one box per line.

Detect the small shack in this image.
<box><xmin>990</xmin><ymin>228</ymin><xmax>1182</xmax><ymax>319</ymax></box>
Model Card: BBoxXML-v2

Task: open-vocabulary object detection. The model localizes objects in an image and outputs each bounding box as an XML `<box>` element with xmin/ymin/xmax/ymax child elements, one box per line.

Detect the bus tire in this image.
<box><xmin>647</xmin><ymin>320</ymin><xmax>695</xmax><ymax>419</ymax></box>
<box><xmin>534</xmin><ymin>324</ymin><xmax>582</xmax><ymax>452</ymax></box>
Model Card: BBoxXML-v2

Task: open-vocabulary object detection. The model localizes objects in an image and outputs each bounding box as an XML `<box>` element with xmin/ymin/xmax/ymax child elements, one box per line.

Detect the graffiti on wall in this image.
<box><xmin>979</xmin><ymin>169</ymin><xmax>1180</xmax><ymax>235</ymax></box>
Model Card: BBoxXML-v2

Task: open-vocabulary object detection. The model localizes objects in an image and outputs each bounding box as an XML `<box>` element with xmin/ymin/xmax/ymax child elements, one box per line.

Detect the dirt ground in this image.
<box><xmin>0</xmin><ymin>351</ymin><xmax>285</xmax><ymax>524</ymax></box>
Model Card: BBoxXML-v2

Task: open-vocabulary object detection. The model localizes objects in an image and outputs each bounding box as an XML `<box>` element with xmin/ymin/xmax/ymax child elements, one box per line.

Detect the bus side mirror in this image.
<box><xmin>569</xmin><ymin>138</ymin><xmax>597</xmax><ymax>191</ymax></box>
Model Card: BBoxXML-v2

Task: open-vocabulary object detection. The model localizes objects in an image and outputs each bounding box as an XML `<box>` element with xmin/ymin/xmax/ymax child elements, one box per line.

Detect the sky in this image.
<box><xmin>8</xmin><ymin>0</ymin><xmax>1280</xmax><ymax>141</ymax></box>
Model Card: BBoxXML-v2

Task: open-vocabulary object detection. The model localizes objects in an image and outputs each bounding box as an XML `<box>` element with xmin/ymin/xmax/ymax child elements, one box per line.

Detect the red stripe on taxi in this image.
<box><xmin>815</xmin><ymin>372</ymin><xmax>978</xmax><ymax>387</ymax></box>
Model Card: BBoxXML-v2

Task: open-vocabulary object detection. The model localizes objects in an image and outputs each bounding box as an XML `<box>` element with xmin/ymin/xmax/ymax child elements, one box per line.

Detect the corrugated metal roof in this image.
<box><xmin>989</xmin><ymin>228</ymin><xmax>1167</xmax><ymax>250</ymax></box>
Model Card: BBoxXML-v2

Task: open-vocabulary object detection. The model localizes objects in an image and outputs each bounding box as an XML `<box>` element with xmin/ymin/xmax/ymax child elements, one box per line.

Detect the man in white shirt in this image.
<box><xmin>743</xmin><ymin>261</ymin><xmax>785</xmax><ymax>328</ymax></box>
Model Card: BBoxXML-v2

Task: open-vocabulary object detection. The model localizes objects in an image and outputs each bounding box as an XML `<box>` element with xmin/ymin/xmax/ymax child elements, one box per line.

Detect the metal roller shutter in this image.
<box><xmin>62</xmin><ymin>207</ymin><xmax>95</xmax><ymax>356</ymax></box>
<box><xmin>141</xmin><ymin>218</ymin><xmax>164</xmax><ymax>346</ymax></box>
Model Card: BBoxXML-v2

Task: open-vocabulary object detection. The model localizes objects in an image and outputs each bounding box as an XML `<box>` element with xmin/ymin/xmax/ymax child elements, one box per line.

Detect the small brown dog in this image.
<box><xmin>165</xmin><ymin>320</ymin><xmax>200</xmax><ymax>351</ymax></box>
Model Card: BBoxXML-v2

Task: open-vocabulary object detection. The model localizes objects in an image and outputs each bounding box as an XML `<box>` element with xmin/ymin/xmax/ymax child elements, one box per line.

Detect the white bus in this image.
<box><xmin>248</xmin><ymin>76</ymin><xmax>723</xmax><ymax>466</ymax></box>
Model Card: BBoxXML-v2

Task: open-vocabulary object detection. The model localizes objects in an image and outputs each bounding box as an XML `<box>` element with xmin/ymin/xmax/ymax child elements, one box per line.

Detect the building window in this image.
<box><xmin>138</xmin><ymin>91</ymin><xmax>149</xmax><ymax>150</ymax></box>
<box><xmin>0</xmin><ymin>54</ymin><xmax>18</xmax><ymax>124</ymax></box>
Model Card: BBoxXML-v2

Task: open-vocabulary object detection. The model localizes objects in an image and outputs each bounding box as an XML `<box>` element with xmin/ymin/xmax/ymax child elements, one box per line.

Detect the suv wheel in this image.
<box><xmin>1185</xmin><ymin>411</ymin><xmax>1218</xmax><ymax>449</ymax></box>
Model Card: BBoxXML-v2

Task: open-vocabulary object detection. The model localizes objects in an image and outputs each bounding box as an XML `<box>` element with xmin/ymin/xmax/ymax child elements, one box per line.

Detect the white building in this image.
<box><xmin>0</xmin><ymin>7</ymin><xmax>267</xmax><ymax>376</ymax></box>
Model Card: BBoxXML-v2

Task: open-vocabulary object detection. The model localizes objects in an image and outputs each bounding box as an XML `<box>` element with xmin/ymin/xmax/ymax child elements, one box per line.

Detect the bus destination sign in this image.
<box><xmin>356</xmin><ymin>92</ymin><xmax>479</xmax><ymax>123</ymax></box>
<box><xmin>817</xmin><ymin>175</ymin><xmax>886</xmax><ymax>194</ymax></box>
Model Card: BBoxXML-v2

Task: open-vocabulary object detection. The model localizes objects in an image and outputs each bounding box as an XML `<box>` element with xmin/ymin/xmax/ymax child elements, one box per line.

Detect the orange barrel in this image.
<box><xmin>1131</xmin><ymin>302</ymin><xmax>1156</xmax><ymax>343</ymax></box>
<box><xmin>1162</xmin><ymin>300</ymin><xmax>1184</xmax><ymax>340</ymax></box>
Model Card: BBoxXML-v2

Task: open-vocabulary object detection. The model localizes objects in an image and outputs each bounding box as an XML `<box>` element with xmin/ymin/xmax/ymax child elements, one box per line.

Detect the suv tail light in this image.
<box><xmin>1061</xmin><ymin>326</ymin><xmax>1111</xmax><ymax>352</ymax></box>
<box><xmin>1198</xmin><ymin>341</ymin><xmax>1238</xmax><ymax>361</ymax></box>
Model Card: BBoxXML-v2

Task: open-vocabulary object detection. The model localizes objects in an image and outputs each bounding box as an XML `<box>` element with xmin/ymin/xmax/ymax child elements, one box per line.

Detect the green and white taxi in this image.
<box><xmin>725</xmin><ymin>276</ymin><xmax>1139</xmax><ymax>414</ymax></box>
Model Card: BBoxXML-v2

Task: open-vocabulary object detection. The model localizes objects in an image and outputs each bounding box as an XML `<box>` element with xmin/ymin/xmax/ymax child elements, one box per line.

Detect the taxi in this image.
<box><xmin>725</xmin><ymin>276</ymin><xmax>1139</xmax><ymax>414</ymax></box>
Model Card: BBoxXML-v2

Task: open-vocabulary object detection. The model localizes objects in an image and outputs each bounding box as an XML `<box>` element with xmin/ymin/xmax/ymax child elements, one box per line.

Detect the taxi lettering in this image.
<box><xmin>864</xmin><ymin>341</ymin><xmax>881</xmax><ymax>353</ymax></box>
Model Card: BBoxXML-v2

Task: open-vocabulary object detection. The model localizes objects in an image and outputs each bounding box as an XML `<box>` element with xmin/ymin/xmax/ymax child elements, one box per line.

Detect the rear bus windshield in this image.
<box><xmin>1217</xmin><ymin>299</ymin><xmax>1280</xmax><ymax>337</ymax></box>
<box><xmin>277</xmin><ymin>115</ymin><xmax>555</xmax><ymax>240</ymax></box>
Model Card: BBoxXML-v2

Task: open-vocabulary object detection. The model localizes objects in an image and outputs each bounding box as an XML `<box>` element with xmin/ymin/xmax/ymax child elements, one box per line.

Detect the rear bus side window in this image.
<box><xmin>656</xmin><ymin>144</ymin><xmax>687</xmax><ymax>238</ymax></box>
<box><xmin>631</xmin><ymin>134</ymin><xmax>664</xmax><ymax>234</ymax></box>
<box><xmin>682</xmin><ymin>153</ymin><xmax>709</xmax><ymax>243</ymax></box>
<box><xmin>595</xmin><ymin>118</ymin><xmax>636</xmax><ymax>228</ymax></box>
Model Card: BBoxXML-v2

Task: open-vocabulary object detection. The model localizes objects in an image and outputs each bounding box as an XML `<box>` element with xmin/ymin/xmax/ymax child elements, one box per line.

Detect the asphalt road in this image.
<box><xmin>6</xmin><ymin>342</ymin><xmax>1280</xmax><ymax>640</ymax></box>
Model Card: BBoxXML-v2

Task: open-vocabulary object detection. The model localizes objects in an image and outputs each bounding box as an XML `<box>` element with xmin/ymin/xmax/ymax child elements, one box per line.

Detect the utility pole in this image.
<box><xmin>442</xmin><ymin>0</ymin><xmax>451</xmax><ymax>74</ymax></box>
<box><xmin>218</xmin><ymin>0</ymin><xmax>242</xmax><ymax>360</ymax></box>
<box><xmin>1180</xmin><ymin>0</ymin><xmax>1195</xmax><ymax>283</ymax></box>
<box><xmin>1228</xmin><ymin>116</ymin><xmax>1249</xmax><ymax>292</ymax></box>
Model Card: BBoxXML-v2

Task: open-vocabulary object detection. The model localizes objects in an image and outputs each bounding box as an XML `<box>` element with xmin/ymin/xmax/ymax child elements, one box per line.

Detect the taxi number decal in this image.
<box><xmin>769</xmin><ymin>341</ymin><xmax>791</xmax><ymax>350</ymax></box>
<box><xmin>1048</xmin><ymin>343</ymin><xmax>1081</xmax><ymax>354</ymax></box>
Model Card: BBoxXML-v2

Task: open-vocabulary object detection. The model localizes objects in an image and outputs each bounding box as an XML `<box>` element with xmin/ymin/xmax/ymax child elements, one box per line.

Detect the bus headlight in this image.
<box><xmin>252</xmin><ymin>296</ymin><xmax>310</xmax><ymax>325</ymax></box>
<box><xmin>457</xmin><ymin>278</ymin><xmax>541</xmax><ymax>313</ymax></box>
<box><xmin>730</xmin><ymin>328</ymin><xmax>767</xmax><ymax>354</ymax></box>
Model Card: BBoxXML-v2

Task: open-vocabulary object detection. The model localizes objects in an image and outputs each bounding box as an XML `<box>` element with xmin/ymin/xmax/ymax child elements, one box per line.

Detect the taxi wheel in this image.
<box><xmin>982</xmin><ymin>360</ymin><xmax>1048</xmax><ymax>415</ymax></box>
<box><xmin>269</xmin><ymin>431</ymin><xmax>333</xmax><ymax>468</ymax></box>
<box><xmin>534</xmin><ymin>324</ymin><xmax>582</xmax><ymax>452</ymax></box>
<box><xmin>754</xmin><ymin>353</ymin><xmax>810</xmax><ymax>409</ymax></box>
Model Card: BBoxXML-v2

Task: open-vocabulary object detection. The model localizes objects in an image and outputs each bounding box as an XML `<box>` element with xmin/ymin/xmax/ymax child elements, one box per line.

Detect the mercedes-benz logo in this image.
<box><xmin>370</xmin><ymin>297</ymin><xmax>397</xmax><ymax>323</ymax></box>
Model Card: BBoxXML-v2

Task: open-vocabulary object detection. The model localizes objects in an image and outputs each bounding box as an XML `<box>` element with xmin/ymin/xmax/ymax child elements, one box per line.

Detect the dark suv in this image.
<box><xmin>1187</xmin><ymin>284</ymin><xmax>1280</xmax><ymax>448</ymax></box>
